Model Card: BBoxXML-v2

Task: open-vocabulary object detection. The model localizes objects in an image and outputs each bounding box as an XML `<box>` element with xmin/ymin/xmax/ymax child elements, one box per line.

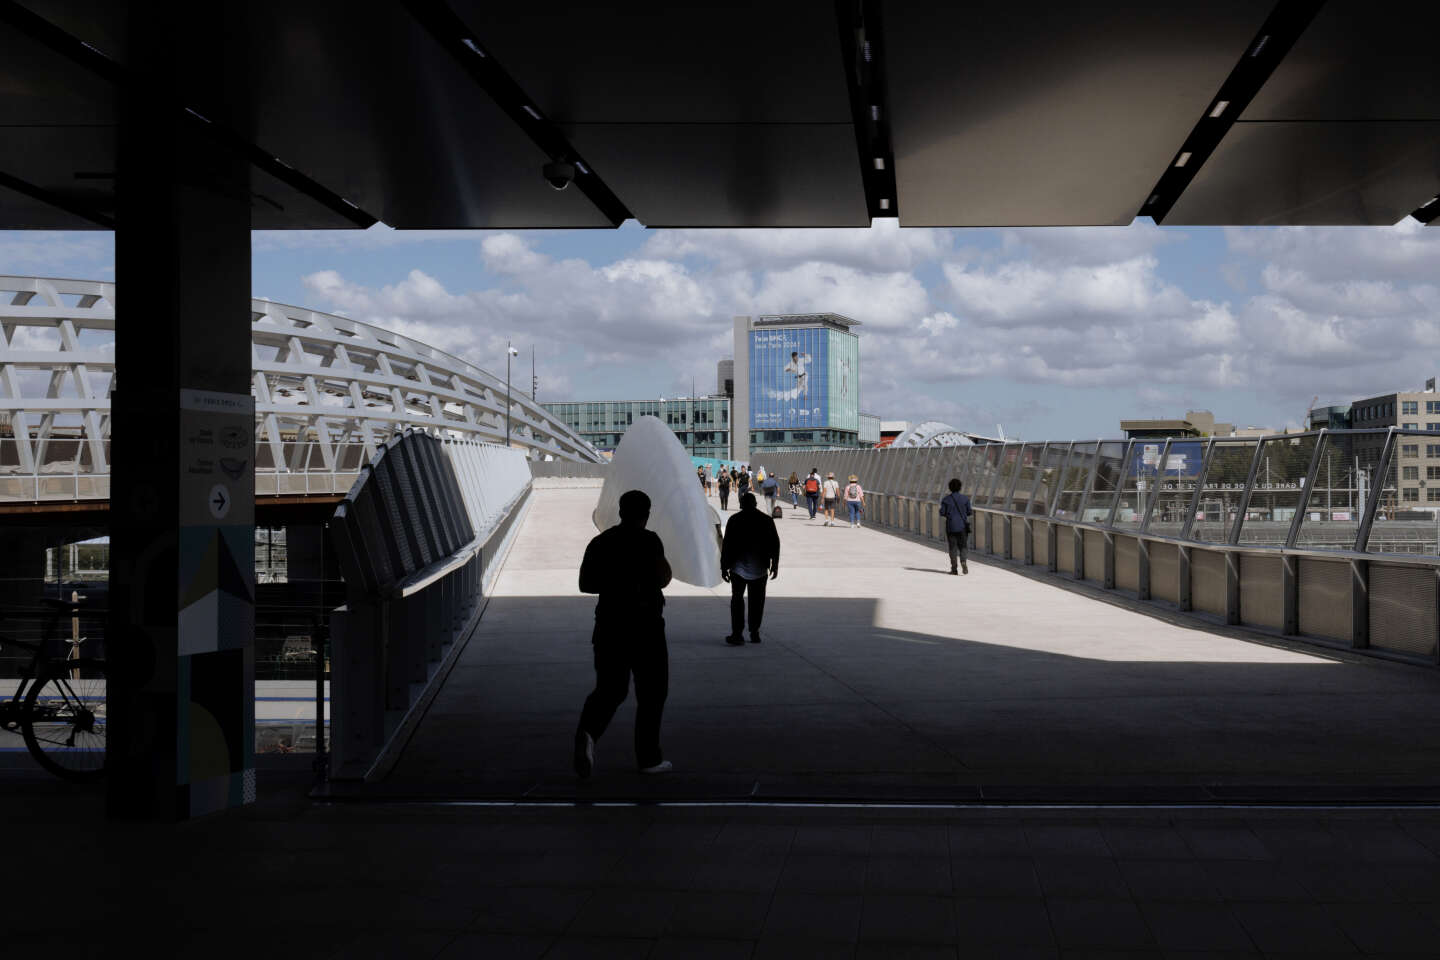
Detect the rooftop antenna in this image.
<box><xmin>531</xmin><ymin>346</ymin><xmax>537</xmax><ymax>401</ymax></box>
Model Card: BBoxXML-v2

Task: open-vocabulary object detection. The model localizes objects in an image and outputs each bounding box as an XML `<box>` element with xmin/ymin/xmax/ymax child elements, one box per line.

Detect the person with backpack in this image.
<box><xmin>717</xmin><ymin>466</ymin><xmax>731</xmax><ymax>511</ymax></box>
<box><xmin>788</xmin><ymin>472</ymin><xmax>801</xmax><ymax>508</ymax></box>
<box><xmin>761</xmin><ymin>469</ymin><xmax>779</xmax><ymax>515</ymax></box>
<box><xmin>821</xmin><ymin>472</ymin><xmax>840</xmax><ymax>526</ymax></box>
<box><xmin>803</xmin><ymin>469</ymin><xmax>821</xmax><ymax>519</ymax></box>
<box><xmin>939</xmin><ymin>477</ymin><xmax>973</xmax><ymax>575</ymax></box>
<box><xmin>736</xmin><ymin>466</ymin><xmax>751</xmax><ymax>498</ymax></box>
<box><xmin>721</xmin><ymin>492</ymin><xmax>780</xmax><ymax>645</ymax></box>
<box><xmin>843</xmin><ymin>474</ymin><xmax>865</xmax><ymax>528</ymax></box>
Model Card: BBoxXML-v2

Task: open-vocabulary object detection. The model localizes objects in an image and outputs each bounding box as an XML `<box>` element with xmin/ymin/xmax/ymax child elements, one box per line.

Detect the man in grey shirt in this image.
<box><xmin>720</xmin><ymin>492</ymin><xmax>780</xmax><ymax>645</ymax></box>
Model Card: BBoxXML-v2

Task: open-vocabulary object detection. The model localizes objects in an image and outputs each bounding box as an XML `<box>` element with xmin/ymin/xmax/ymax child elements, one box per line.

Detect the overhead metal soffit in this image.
<box><xmin>0</xmin><ymin>0</ymin><xmax>1436</xmax><ymax>230</ymax></box>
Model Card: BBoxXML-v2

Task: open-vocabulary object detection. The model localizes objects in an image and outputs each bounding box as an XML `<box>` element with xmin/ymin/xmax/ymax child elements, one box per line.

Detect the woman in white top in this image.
<box><xmin>821</xmin><ymin>472</ymin><xmax>840</xmax><ymax>526</ymax></box>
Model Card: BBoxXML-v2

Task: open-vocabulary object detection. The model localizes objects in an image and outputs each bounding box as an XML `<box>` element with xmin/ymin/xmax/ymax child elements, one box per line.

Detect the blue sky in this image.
<box><xmin>4</xmin><ymin>217</ymin><xmax>1437</xmax><ymax>439</ymax></box>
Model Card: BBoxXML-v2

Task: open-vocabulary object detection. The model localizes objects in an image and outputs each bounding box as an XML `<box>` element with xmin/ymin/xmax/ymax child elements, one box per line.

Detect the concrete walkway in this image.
<box><xmin>385</xmin><ymin>487</ymin><xmax>1439</xmax><ymax>801</ymax></box>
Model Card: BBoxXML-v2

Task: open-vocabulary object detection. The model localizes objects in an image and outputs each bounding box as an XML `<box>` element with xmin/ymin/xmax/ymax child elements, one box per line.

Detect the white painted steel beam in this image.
<box><xmin>0</xmin><ymin>275</ymin><xmax>603</xmax><ymax>505</ymax></box>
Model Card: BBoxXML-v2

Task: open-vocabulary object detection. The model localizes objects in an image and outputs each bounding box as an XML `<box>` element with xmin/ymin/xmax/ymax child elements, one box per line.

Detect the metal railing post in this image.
<box><xmin>1286</xmin><ymin>430</ymin><xmax>1326</xmax><ymax>549</ymax></box>
<box><xmin>1228</xmin><ymin>439</ymin><xmax>1265</xmax><ymax>546</ymax></box>
<box><xmin>1181</xmin><ymin>438</ymin><xmax>1217</xmax><ymax>542</ymax></box>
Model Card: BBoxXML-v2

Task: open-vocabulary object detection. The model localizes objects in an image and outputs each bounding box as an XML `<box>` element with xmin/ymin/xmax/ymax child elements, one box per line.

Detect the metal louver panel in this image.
<box><xmin>1370</xmin><ymin>564</ymin><xmax>1438</xmax><ymax>658</ymax></box>
<box><xmin>1150</xmin><ymin>542</ymin><xmax>1179</xmax><ymax>603</ymax></box>
<box><xmin>1240</xmin><ymin>554</ymin><xmax>1283</xmax><ymax>630</ymax></box>
<box><xmin>1083</xmin><ymin>530</ymin><xmax>1106</xmax><ymax>582</ymax></box>
<box><xmin>1056</xmin><ymin>529</ymin><xmax>1075</xmax><ymax>573</ymax></box>
<box><xmin>1033</xmin><ymin>520</ymin><xmax>1049</xmax><ymax>566</ymax></box>
<box><xmin>1115</xmin><ymin>535</ymin><xmax>1139</xmax><ymax>592</ymax></box>
<box><xmin>1298</xmin><ymin>558</ymin><xmax>1351</xmax><ymax>643</ymax></box>
<box><xmin>1191</xmin><ymin>549</ymin><xmax>1227</xmax><ymax>616</ymax></box>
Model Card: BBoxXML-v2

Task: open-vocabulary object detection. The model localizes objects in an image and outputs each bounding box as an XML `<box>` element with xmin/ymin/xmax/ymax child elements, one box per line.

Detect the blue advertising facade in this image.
<box><xmin>749</xmin><ymin>327</ymin><xmax>829</xmax><ymax>431</ymax></box>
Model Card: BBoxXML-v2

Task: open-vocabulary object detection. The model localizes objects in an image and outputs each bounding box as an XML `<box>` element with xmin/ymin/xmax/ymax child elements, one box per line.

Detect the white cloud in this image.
<box><xmin>0</xmin><ymin>232</ymin><xmax>113</xmax><ymax>275</ymax></box>
<box><xmin>640</xmin><ymin>217</ymin><xmax>951</xmax><ymax>273</ymax></box>
<box><xmin>252</xmin><ymin>224</ymin><xmax>494</xmax><ymax>252</ymax></box>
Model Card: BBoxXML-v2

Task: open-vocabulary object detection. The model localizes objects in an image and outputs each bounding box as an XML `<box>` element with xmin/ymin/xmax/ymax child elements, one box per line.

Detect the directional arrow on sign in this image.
<box><xmin>212</xmin><ymin>489</ymin><xmax>227</xmax><ymax>512</ymax></box>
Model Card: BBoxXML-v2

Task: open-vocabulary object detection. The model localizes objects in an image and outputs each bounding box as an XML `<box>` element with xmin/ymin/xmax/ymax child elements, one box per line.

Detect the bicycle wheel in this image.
<box><xmin>22</xmin><ymin>657</ymin><xmax>107</xmax><ymax>782</ymax></box>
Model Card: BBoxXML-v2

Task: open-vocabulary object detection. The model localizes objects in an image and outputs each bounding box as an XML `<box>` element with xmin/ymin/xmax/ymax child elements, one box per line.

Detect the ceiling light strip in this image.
<box><xmin>834</xmin><ymin>0</ymin><xmax>898</xmax><ymax>219</ymax></box>
<box><xmin>1141</xmin><ymin>1</ymin><xmax>1326</xmax><ymax>224</ymax></box>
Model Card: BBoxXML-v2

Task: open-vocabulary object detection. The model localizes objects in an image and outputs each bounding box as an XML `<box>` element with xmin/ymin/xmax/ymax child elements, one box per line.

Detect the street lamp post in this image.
<box><xmin>505</xmin><ymin>341</ymin><xmax>519</xmax><ymax>447</ymax></box>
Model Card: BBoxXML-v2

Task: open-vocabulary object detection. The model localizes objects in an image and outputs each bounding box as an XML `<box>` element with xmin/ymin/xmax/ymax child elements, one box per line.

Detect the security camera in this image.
<box><xmin>542</xmin><ymin>160</ymin><xmax>576</xmax><ymax>191</ymax></box>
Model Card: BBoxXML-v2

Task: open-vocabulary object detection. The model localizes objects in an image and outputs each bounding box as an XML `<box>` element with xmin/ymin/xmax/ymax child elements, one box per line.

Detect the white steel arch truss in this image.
<box><xmin>890</xmin><ymin>420</ymin><xmax>975</xmax><ymax>449</ymax></box>
<box><xmin>0</xmin><ymin>275</ymin><xmax>601</xmax><ymax>503</ymax></box>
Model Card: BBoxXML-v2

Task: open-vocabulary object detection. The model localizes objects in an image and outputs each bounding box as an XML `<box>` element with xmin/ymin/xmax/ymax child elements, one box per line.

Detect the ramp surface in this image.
<box><xmin>380</xmin><ymin>487</ymin><xmax>1439</xmax><ymax>801</ymax></box>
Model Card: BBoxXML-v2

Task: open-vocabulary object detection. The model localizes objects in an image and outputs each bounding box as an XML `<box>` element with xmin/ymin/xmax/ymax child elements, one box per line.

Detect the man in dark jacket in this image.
<box><xmin>720</xmin><ymin>492</ymin><xmax>780</xmax><ymax>645</ymax></box>
<box><xmin>575</xmin><ymin>489</ymin><xmax>673</xmax><ymax>777</ymax></box>
<box><xmin>939</xmin><ymin>477</ymin><xmax>973</xmax><ymax>575</ymax></box>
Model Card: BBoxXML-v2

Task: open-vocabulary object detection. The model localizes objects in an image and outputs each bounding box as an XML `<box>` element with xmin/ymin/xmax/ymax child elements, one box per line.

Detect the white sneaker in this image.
<box><xmin>574</xmin><ymin>730</ymin><xmax>595</xmax><ymax>779</ymax></box>
<box><xmin>639</xmin><ymin>760</ymin><xmax>673</xmax><ymax>774</ymax></box>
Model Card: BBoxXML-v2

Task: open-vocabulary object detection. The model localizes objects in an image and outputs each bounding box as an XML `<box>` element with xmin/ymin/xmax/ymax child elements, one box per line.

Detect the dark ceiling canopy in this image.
<box><xmin>1</xmin><ymin>0</ymin><xmax>1436</xmax><ymax>231</ymax></box>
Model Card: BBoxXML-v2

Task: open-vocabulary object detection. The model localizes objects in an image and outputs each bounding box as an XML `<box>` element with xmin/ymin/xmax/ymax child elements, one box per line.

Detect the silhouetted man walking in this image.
<box><xmin>575</xmin><ymin>489</ymin><xmax>673</xmax><ymax>777</ymax></box>
<box><xmin>721</xmin><ymin>492</ymin><xmax>779</xmax><ymax>645</ymax></box>
<box><xmin>939</xmin><ymin>477</ymin><xmax>973</xmax><ymax>575</ymax></box>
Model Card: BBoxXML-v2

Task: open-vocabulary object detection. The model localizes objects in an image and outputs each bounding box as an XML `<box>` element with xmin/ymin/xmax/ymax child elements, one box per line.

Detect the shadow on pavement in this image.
<box><xmin>333</xmin><ymin>593</ymin><xmax>1440</xmax><ymax>804</ymax></box>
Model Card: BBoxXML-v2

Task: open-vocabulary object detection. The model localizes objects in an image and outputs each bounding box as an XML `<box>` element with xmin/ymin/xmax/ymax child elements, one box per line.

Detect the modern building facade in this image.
<box><xmin>541</xmin><ymin>397</ymin><xmax>732</xmax><ymax>459</ymax></box>
<box><xmin>859</xmin><ymin>412</ymin><xmax>881</xmax><ymax>446</ymax></box>
<box><xmin>1351</xmin><ymin>384</ymin><xmax>1440</xmax><ymax>510</ymax></box>
<box><xmin>732</xmin><ymin>313</ymin><xmax>863</xmax><ymax>460</ymax></box>
<box><xmin>1121</xmin><ymin>410</ymin><xmax>1236</xmax><ymax>440</ymax></box>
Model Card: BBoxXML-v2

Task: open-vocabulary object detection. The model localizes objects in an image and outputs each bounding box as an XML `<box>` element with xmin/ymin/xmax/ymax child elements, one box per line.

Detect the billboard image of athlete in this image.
<box><xmin>783</xmin><ymin>350</ymin><xmax>811</xmax><ymax>399</ymax></box>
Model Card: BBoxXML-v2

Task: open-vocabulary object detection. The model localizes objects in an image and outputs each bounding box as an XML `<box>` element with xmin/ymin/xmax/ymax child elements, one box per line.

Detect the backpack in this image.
<box><xmin>846</xmin><ymin>483</ymin><xmax>860</xmax><ymax>499</ymax></box>
<box><xmin>804</xmin><ymin>476</ymin><xmax>819</xmax><ymax>494</ymax></box>
<box><xmin>771</xmin><ymin>505</ymin><xmax>783</xmax><ymax>519</ymax></box>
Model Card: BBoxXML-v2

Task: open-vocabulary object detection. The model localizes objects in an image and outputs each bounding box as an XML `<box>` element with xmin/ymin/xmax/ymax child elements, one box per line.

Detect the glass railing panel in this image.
<box><xmin>991</xmin><ymin>443</ymin><xmax>1022</xmax><ymax>509</ymax></box>
<box><xmin>0</xmin><ymin>437</ymin><xmax>22</xmax><ymax>472</ymax></box>
<box><xmin>1236</xmin><ymin>434</ymin><xmax>1319</xmax><ymax>546</ymax></box>
<box><xmin>971</xmin><ymin>444</ymin><xmax>1004</xmax><ymax>506</ymax></box>
<box><xmin>39</xmin><ymin>438</ymin><xmax>81</xmax><ymax>471</ymax></box>
<box><xmin>1144</xmin><ymin>439</ymin><xmax>1204</xmax><ymax>537</ymax></box>
<box><xmin>1083</xmin><ymin>441</ymin><xmax>1127</xmax><ymax>523</ymax></box>
<box><xmin>1114</xmin><ymin>441</ymin><xmax>1152</xmax><ymax>531</ymax></box>
<box><xmin>1030</xmin><ymin>442</ymin><xmax>1068</xmax><ymax>515</ymax></box>
<box><xmin>1008</xmin><ymin>443</ymin><xmax>1042</xmax><ymax>513</ymax></box>
<box><xmin>1367</xmin><ymin>431</ymin><xmax>1435</xmax><ymax>555</ymax></box>
<box><xmin>1191</xmin><ymin>439</ymin><xmax>1259</xmax><ymax>543</ymax></box>
<box><xmin>953</xmin><ymin>445</ymin><xmax>979</xmax><ymax>495</ymax></box>
<box><xmin>1295</xmin><ymin>432</ymin><xmax>1372</xmax><ymax>551</ymax></box>
<box><xmin>1053</xmin><ymin>442</ymin><xmax>1096</xmax><ymax>520</ymax></box>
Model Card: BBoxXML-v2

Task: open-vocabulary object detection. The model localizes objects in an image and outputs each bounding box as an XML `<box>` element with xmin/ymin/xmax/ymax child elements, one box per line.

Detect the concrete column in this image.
<box><xmin>731</xmin><ymin>316</ymin><xmax>750</xmax><ymax>463</ymax></box>
<box><xmin>109</xmin><ymin>15</ymin><xmax>256</xmax><ymax>819</ymax></box>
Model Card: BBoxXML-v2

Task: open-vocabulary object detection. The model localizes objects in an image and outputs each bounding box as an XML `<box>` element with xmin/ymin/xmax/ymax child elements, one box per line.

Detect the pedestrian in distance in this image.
<box><xmin>788</xmin><ymin>471</ymin><xmax>801</xmax><ymax>508</ymax></box>
<box><xmin>697</xmin><ymin>465</ymin><xmax>707</xmax><ymax>494</ymax></box>
<box><xmin>717</xmin><ymin>466</ymin><xmax>731</xmax><ymax>511</ymax></box>
<box><xmin>761</xmin><ymin>469</ymin><xmax>779</xmax><ymax>515</ymax></box>
<box><xmin>574</xmin><ymin>489</ymin><xmax>673</xmax><ymax>777</ymax></box>
<box><xmin>721</xmin><ymin>492</ymin><xmax>779</xmax><ymax>645</ymax></box>
<box><xmin>803</xmin><ymin>468</ymin><xmax>821</xmax><ymax>519</ymax></box>
<box><xmin>939</xmin><ymin>477</ymin><xmax>973</xmax><ymax>575</ymax></box>
<box><xmin>736</xmin><ymin>466</ymin><xmax>751</xmax><ymax>498</ymax></box>
<box><xmin>844</xmin><ymin>474</ymin><xmax>865</xmax><ymax>528</ymax></box>
<box><xmin>821</xmin><ymin>471</ymin><xmax>840</xmax><ymax>526</ymax></box>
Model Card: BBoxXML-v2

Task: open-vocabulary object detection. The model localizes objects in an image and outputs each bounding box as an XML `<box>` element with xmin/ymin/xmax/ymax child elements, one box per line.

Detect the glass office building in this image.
<box><xmin>541</xmin><ymin>398</ymin><xmax>731</xmax><ymax>459</ymax></box>
<box><xmin>743</xmin><ymin>314</ymin><xmax>864</xmax><ymax>455</ymax></box>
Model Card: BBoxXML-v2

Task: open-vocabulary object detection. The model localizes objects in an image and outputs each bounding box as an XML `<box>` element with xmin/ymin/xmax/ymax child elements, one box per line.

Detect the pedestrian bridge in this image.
<box><xmin>332</xmin><ymin>480</ymin><xmax>1439</xmax><ymax>803</ymax></box>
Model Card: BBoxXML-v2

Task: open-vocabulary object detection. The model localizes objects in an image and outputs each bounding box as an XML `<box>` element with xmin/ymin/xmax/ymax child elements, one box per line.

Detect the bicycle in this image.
<box><xmin>0</xmin><ymin>600</ymin><xmax>107</xmax><ymax>782</ymax></box>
